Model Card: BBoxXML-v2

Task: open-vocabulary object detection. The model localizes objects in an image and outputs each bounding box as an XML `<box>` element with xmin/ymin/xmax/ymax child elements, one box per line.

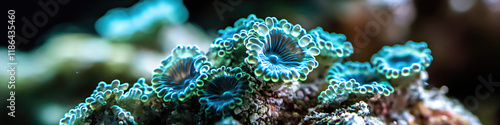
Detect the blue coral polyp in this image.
<box><xmin>319</xmin><ymin>62</ymin><xmax>394</xmax><ymax>103</ymax></box>
<box><xmin>309</xmin><ymin>27</ymin><xmax>353</xmax><ymax>58</ymax></box>
<box><xmin>120</xmin><ymin>78</ymin><xmax>154</xmax><ymax>103</ymax></box>
<box><xmin>371</xmin><ymin>41</ymin><xmax>433</xmax><ymax>79</ymax></box>
<box><xmin>245</xmin><ymin>17</ymin><xmax>319</xmax><ymax>83</ymax></box>
<box><xmin>197</xmin><ymin>66</ymin><xmax>254</xmax><ymax>116</ymax></box>
<box><xmin>210</xmin><ymin>14</ymin><xmax>264</xmax><ymax>59</ymax></box>
<box><xmin>58</xmin><ymin>13</ymin><xmax>482</xmax><ymax>125</ymax></box>
<box><xmin>60</xmin><ymin>103</ymin><xmax>90</xmax><ymax>125</ymax></box>
<box><xmin>152</xmin><ymin>45</ymin><xmax>211</xmax><ymax>102</ymax></box>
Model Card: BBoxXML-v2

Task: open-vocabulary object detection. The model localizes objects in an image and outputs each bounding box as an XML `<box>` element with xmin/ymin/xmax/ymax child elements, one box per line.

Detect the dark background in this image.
<box><xmin>2</xmin><ymin>0</ymin><xmax>500</xmax><ymax>124</ymax></box>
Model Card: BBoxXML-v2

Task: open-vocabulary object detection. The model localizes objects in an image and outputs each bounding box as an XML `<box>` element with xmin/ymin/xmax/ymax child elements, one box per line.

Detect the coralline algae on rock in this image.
<box><xmin>60</xmin><ymin>14</ymin><xmax>480</xmax><ymax>125</ymax></box>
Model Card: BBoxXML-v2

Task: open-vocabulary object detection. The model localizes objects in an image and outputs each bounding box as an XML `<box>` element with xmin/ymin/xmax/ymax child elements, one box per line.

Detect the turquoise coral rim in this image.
<box><xmin>61</xmin><ymin>79</ymin><xmax>145</xmax><ymax>125</ymax></box>
<box><xmin>309</xmin><ymin>27</ymin><xmax>353</xmax><ymax>58</ymax></box>
<box><xmin>211</xmin><ymin>14</ymin><xmax>264</xmax><ymax>58</ymax></box>
<box><xmin>244</xmin><ymin>16</ymin><xmax>320</xmax><ymax>83</ymax></box>
<box><xmin>197</xmin><ymin>66</ymin><xmax>254</xmax><ymax>116</ymax></box>
<box><xmin>151</xmin><ymin>45</ymin><xmax>211</xmax><ymax>102</ymax></box>
<box><xmin>121</xmin><ymin>78</ymin><xmax>154</xmax><ymax>103</ymax></box>
<box><xmin>319</xmin><ymin>62</ymin><xmax>394</xmax><ymax>103</ymax></box>
<box><xmin>371</xmin><ymin>41</ymin><xmax>433</xmax><ymax>79</ymax></box>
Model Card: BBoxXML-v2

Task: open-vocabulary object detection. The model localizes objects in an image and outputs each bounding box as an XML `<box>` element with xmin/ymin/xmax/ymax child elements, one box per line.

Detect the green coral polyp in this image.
<box><xmin>211</xmin><ymin>14</ymin><xmax>264</xmax><ymax>58</ymax></box>
<box><xmin>371</xmin><ymin>41</ymin><xmax>433</xmax><ymax>79</ymax></box>
<box><xmin>152</xmin><ymin>45</ymin><xmax>211</xmax><ymax>102</ymax></box>
<box><xmin>310</xmin><ymin>27</ymin><xmax>353</xmax><ymax>58</ymax></box>
<box><xmin>87</xmin><ymin>79</ymin><xmax>129</xmax><ymax>110</ymax></box>
<box><xmin>120</xmin><ymin>78</ymin><xmax>154</xmax><ymax>103</ymax></box>
<box><xmin>245</xmin><ymin>16</ymin><xmax>320</xmax><ymax>83</ymax></box>
<box><xmin>59</xmin><ymin>103</ymin><xmax>90</xmax><ymax>125</ymax></box>
<box><xmin>59</xmin><ymin>13</ymin><xmax>465</xmax><ymax>125</ymax></box>
<box><xmin>60</xmin><ymin>79</ymin><xmax>137</xmax><ymax>125</ymax></box>
<box><xmin>319</xmin><ymin>62</ymin><xmax>394</xmax><ymax>103</ymax></box>
<box><xmin>217</xmin><ymin>14</ymin><xmax>263</xmax><ymax>40</ymax></box>
<box><xmin>110</xmin><ymin>105</ymin><xmax>136</xmax><ymax>125</ymax></box>
<box><xmin>197</xmin><ymin>66</ymin><xmax>254</xmax><ymax>116</ymax></box>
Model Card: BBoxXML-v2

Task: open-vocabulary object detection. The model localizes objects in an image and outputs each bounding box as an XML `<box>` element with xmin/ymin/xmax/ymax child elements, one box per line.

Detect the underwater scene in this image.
<box><xmin>2</xmin><ymin>0</ymin><xmax>500</xmax><ymax>124</ymax></box>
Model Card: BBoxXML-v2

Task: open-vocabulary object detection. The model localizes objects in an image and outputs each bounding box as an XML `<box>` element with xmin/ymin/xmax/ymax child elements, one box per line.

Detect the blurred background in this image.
<box><xmin>2</xmin><ymin>0</ymin><xmax>499</xmax><ymax>124</ymax></box>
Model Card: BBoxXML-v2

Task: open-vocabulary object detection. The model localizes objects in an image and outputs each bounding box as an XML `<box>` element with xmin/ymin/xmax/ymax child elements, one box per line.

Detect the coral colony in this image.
<box><xmin>60</xmin><ymin>14</ymin><xmax>480</xmax><ymax>125</ymax></box>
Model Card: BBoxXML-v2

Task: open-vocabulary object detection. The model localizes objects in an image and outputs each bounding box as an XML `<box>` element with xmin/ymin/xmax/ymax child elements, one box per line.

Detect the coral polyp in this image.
<box><xmin>60</xmin><ymin>14</ymin><xmax>480</xmax><ymax>125</ymax></box>
<box><xmin>110</xmin><ymin>105</ymin><xmax>137</xmax><ymax>125</ymax></box>
<box><xmin>371</xmin><ymin>41</ymin><xmax>433</xmax><ymax>79</ymax></box>
<box><xmin>59</xmin><ymin>103</ymin><xmax>90</xmax><ymax>125</ymax></box>
<box><xmin>87</xmin><ymin>79</ymin><xmax>129</xmax><ymax>110</ymax></box>
<box><xmin>310</xmin><ymin>27</ymin><xmax>353</xmax><ymax>59</ymax></box>
<box><xmin>211</xmin><ymin>32</ymin><xmax>247</xmax><ymax>58</ymax></box>
<box><xmin>60</xmin><ymin>79</ymin><xmax>150</xmax><ymax>125</ymax></box>
<box><xmin>197</xmin><ymin>66</ymin><xmax>254</xmax><ymax>116</ymax></box>
<box><xmin>245</xmin><ymin>17</ymin><xmax>320</xmax><ymax>83</ymax></box>
<box><xmin>216</xmin><ymin>14</ymin><xmax>263</xmax><ymax>40</ymax></box>
<box><xmin>151</xmin><ymin>45</ymin><xmax>211</xmax><ymax>102</ymax></box>
<box><xmin>209</xmin><ymin>14</ymin><xmax>265</xmax><ymax>67</ymax></box>
<box><xmin>119</xmin><ymin>78</ymin><xmax>154</xmax><ymax>103</ymax></box>
<box><xmin>319</xmin><ymin>62</ymin><xmax>394</xmax><ymax>103</ymax></box>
